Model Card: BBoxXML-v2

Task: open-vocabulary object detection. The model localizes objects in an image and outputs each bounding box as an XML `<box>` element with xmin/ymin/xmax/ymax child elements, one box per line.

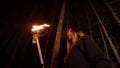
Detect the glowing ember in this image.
<box><xmin>32</xmin><ymin>24</ymin><xmax>50</xmax><ymax>32</ymax></box>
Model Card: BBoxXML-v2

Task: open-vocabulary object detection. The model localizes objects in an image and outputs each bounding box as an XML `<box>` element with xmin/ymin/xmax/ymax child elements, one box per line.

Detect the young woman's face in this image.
<box><xmin>67</xmin><ymin>28</ymin><xmax>73</xmax><ymax>40</ymax></box>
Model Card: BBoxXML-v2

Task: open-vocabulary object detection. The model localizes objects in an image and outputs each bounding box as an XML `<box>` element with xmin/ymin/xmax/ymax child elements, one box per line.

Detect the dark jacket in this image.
<box><xmin>65</xmin><ymin>36</ymin><xmax>111</xmax><ymax>68</ymax></box>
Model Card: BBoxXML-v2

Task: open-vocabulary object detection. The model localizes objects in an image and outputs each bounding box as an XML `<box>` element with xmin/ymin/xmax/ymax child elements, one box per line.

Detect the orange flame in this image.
<box><xmin>32</xmin><ymin>24</ymin><xmax>50</xmax><ymax>32</ymax></box>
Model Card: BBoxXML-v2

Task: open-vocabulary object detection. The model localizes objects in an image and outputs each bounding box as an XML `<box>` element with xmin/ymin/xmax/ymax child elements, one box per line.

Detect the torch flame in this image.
<box><xmin>32</xmin><ymin>24</ymin><xmax>50</xmax><ymax>32</ymax></box>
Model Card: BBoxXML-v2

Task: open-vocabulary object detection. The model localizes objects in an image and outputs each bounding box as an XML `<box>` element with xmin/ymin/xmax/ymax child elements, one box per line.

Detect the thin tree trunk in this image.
<box><xmin>104</xmin><ymin>0</ymin><xmax>120</xmax><ymax>25</ymax></box>
<box><xmin>99</xmin><ymin>24</ymin><xmax>110</xmax><ymax>60</ymax></box>
<box><xmin>50</xmin><ymin>0</ymin><xmax>66</xmax><ymax>68</ymax></box>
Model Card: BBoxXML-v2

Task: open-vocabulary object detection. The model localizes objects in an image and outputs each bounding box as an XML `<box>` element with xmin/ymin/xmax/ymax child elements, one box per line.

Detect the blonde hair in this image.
<box><xmin>72</xmin><ymin>31</ymin><xmax>85</xmax><ymax>45</ymax></box>
<box><xmin>77</xmin><ymin>31</ymin><xmax>85</xmax><ymax>37</ymax></box>
<box><xmin>70</xmin><ymin>28</ymin><xmax>85</xmax><ymax>37</ymax></box>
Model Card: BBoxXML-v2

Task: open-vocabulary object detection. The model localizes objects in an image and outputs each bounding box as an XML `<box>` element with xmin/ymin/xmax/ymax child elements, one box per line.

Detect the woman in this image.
<box><xmin>64</xmin><ymin>28</ymin><xmax>111</xmax><ymax>68</ymax></box>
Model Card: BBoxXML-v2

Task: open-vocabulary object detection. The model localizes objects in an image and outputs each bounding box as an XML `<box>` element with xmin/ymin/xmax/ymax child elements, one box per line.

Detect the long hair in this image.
<box><xmin>70</xmin><ymin>28</ymin><xmax>86</xmax><ymax>37</ymax></box>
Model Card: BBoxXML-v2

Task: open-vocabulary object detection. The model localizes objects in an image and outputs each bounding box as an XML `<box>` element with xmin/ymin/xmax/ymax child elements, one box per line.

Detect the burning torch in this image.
<box><xmin>31</xmin><ymin>24</ymin><xmax>50</xmax><ymax>68</ymax></box>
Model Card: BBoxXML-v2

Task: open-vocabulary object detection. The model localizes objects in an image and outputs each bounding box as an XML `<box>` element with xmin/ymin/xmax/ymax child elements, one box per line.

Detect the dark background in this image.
<box><xmin>0</xmin><ymin>0</ymin><xmax>120</xmax><ymax>68</ymax></box>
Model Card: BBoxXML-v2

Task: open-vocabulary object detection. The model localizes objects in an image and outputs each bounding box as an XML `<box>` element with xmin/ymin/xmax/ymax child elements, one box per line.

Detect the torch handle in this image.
<box><xmin>35</xmin><ymin>36</ymin><xmax>44</xmax><ymax>68</ymax></box>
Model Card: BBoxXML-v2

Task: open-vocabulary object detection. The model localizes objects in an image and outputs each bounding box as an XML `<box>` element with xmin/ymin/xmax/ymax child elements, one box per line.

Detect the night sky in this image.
<box><xmin>0</xmin><ymin>0</ymin><xmax>120</xmax><ymax>68</ymax></box>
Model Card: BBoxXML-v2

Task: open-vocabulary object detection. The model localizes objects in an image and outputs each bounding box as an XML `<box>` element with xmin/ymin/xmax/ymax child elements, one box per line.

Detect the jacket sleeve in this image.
<box><xmin>83</xmin><ymin>36</ymin><xmax>112</xmax><ymax>68</ymax></box>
